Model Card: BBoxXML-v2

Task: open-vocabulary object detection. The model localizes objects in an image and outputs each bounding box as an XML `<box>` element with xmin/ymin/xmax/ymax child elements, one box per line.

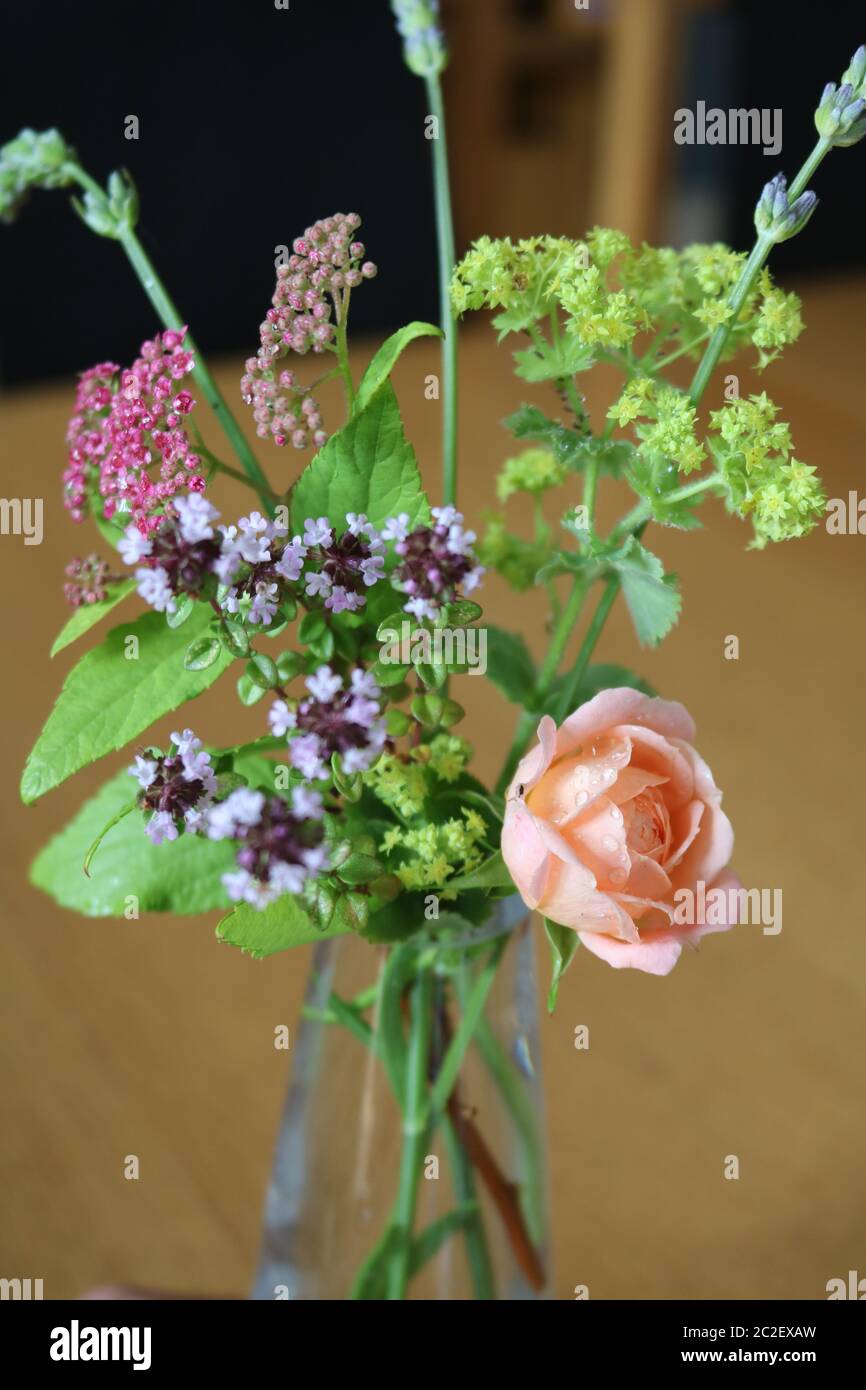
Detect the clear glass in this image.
<box><xmin>252</xmin><ymin>896</ymin><xmax>550</xmax><ymax>1300</ymax></box>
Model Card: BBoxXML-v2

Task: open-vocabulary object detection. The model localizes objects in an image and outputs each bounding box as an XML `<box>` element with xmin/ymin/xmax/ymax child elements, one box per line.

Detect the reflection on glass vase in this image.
<box><xmin>252</xmin><ymin>895</ymin><xmax>550</xmax><ymax>1301</ymax></box>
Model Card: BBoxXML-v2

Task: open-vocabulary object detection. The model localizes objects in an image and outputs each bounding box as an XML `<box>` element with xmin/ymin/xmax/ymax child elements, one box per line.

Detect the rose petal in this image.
<box><xmin>609</xmin><ymin>723</ymin><xmax>694</xmax><ymax>809</ymax></box>
<box><xmin>556</xmin><ymin>688</ymin><xmax>696</xmax><ymax>761</ymax></box>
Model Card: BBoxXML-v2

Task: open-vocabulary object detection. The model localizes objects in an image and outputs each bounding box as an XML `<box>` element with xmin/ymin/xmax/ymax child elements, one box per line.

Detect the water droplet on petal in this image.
<box><xmin>602</xmin><ymin>834</ymin><xmax>619</xmax><ymax>852</ymax></box>
<box><xmin>610</xmin><ymin>867</ymin><xmax>627</xmax><ymax>885</ymax></box>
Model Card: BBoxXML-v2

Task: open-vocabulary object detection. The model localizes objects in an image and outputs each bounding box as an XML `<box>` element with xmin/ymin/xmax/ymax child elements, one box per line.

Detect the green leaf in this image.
<box><xmin>485</xmin><ymin>625</ymin><xmax>536</xmax><ymax>705</ymax></box>
<box><xmin>503</xmin><ymin>404</ymin><xmax>586</xmax><ymax>469</ymax></box>
<box><xmin>50</xmin><ymin>580</ymin><xmax>136</xmax><ymax>658</ymax></box>
<box><xmin>21</xmin><ymin>607</ymin><xmax>232</xmax><ymax>804</ymax></box>
<box><xmin>512</xmin><ymin>337</ymin><xmax>594</xmax><ymax>383</ymax></box>
<box><xmin>30</xmin><ymin>770</ymin><xmax>245</xmax><ymax>916</ymax></box>
<box><xmin>236</xmin><ymin>671</ymin><xmax>266</xmax><ymax>706</ymax></box>
<box><xmin>445</xmin><ymin>850</ymin><xmax>514</xmax><ymax>893</ymax></box>
<box><xmin>544</xmin><ymin>918</ymin><xmax>580</xmax><ymax>1013</ymax></box>
<box><xmin>440</xmin><ymin>599</ymin><xmax>482</xmax><ymax>626</ymax></box>
<box><xmin>166</xmin><ymin>594</ymin><xmax>195</xmax><ymax>630</ymax></box>
<box><xmin>608</xmin><ymin>537</ymin><xmax>682</xmax><ymax>646</ymax></box>
<box><xmin>221</xmin><ymin>617</ymin><xmax>250</xmax><ymax>657</ymax></box>
<box><xmin>355</xmin><ymin>321</ymin><xmax>442</xmax><ymax>413</ymax></box>
<box><xmin>628</xmin><ymin>452</ymin><xmax>703</xmax><ymax>529</ymax></box>
<box><xmin>93</xmin><ymin>509</ymin><xmax>127</xmax><ymax>551</ymax></box>
<box><xmin>217</xmin><ymin>891</ymin><xmax>348</xmax><ymax>959</ymax></box>
<box><xmin>291</xmin><ymin>381</ymin><xmax>430</xmax><ymax>533</ymax></box>
<box><xmin>183</xmin><ymin>633</ymin><xmax>222</xmax><ymax>670</ymax></box>
<box><xmin>246</xmin><ymin>651</ymin><xmax>279</xmax><ymax>690</ymax></box>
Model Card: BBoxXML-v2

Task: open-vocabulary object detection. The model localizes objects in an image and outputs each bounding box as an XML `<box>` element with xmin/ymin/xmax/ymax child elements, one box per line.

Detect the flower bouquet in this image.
<box><xmin>6</xmin><ymin>3</ymin><xmax>865</xmax><ymax>1300</ymax></box>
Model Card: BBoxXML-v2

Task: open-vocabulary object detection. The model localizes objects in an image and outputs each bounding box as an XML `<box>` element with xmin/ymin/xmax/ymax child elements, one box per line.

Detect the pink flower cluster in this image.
<box><xmin>63</xmin><ymin>553</ymin><xmax>121</xmax><ymax>608</ymax></box>
<box><xmin>63</xmin><ymin>329</ymin><xmax>205</xmax><ymax>531</ymax></box>
<box><xmin>240</xmin><ymin>213</ymin><xmax>377</xmax><ymax>451</ymax></box>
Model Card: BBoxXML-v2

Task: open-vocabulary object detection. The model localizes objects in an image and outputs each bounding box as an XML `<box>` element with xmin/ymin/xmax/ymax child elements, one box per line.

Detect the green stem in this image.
<box><xmin>583</xmin><ymin>455</ymin><xmax>599</xmax><ymax>530</ymax></box>
<box><xmin>333</xmin><ymin>292</ymin><xmax>356</xmax><ymax>414</ymax></box>
<box><xmin>549</xmin><ymin>575</ymin><xmax>619</xmax><ymax>726</ymax></box>
<box><xmin>426</xmin><ymin>935</ymin><xmax>509</xmax><ymax>1122</ymax></box>
<box><xmin>425</xmin><ymin>72</ymin><xmax>459</xmax><ymax>507</ymax></box>
<box><xmin>495</xmin><ymin>575</ymin><xmax>588</xmax><ymax>796</ymax></box>
<box><xmin>471</xmin><ymin>1016</ymin><xmax>545</xmax><ymax>1247</ymax></box>
<box><xmin>607</xmin><ymin>473</ymin><xmax>724</xmax><ymax>547</ymax></box>
<box><xmin>386</xmin><ymin>965</ymin><xmax>434</xmax><ymax>1300</ymax></box>
<box><xmin>193</xmin><ymin>438</ymin><xmax>278</xmax><ymax>497</ymax></box>
<box><xmin>647</xmin><ymin>329</ymin><xmax>711</xmax><ymax>372</ymax></box>
<box><xmin>688</xmin><ymin>135</ymin><xmax>832</xmax><ymax>407</ymax></box>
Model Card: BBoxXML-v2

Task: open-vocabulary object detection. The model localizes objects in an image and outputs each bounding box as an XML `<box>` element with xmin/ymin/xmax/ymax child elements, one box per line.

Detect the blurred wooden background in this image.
<box><xmin>2</xmin><ymin>274</ymin><xmax>865</xmax><ymax>1298</ymax></box>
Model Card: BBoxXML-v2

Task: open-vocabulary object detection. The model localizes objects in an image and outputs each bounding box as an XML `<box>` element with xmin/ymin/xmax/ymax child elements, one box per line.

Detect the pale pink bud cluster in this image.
<box><xmin>63</xmin><ymin>329</ymin><xmax>205</xmax><ymax>531</ymax></box>
<box><xmin>240</xmin><ymin>213</ymin><xmax>378</xmax><ymax>451</ymax></box>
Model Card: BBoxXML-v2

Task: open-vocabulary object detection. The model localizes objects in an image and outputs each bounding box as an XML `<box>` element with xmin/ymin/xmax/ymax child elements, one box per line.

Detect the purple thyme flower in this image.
<box><xmin>391</xmin><ymin>504</ymin><xmax>484</xmax><ymax>620</ymax></box>
<box><xmin>298</xmin><ymin>513</ymin><xmax>386</xmax><ymax>613</ymax></box>
<box><xmin>129</xmin><ymin>728</ymin><xmax>217</xmax><ymax>843</ymax></box>
<box><xmin>275</xmin><ymin>666</ymin><xmax>386</xmax><ymax>780</ymax></box>
<box><xmin>209</xmin><ymin>785</ymin><xmax>327</xmax><ymax>909</ymax></box>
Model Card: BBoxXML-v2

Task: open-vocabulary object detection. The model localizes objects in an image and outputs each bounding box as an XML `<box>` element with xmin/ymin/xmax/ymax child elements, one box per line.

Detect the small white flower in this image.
<box><xmin>170</xmin><ymin>729</ymin><xmax>201</xmax><ymax>757</ymax></box>
<box><xmin>129</xmin><ymin>754</ymin><xmax>158</xmax><ymax>789</ymax></box>
<box><xmin>306</xmin><ymin>665</ymin><xmax>342</xmax><ymax>704</ymax></box>
<box><xmin>268</xmin><ymin>860</ymin><xmax>307</xmax><ymax>896</ymax></box>
<box><xmin>249</xmin><ymin>581</ymin><xmax>279</xmax><ymax>625</ymax></box>
<box><xmin>305</xmin><ymin>571</ymin><xmax>332</xmax><ymax>599</ymax></box>
<box><xmin>288</xmin><ymin>733</ymin><xmax>328</xmax><ymax>780</ymax></box>
<box><xmin>432</xmin><ymin>505</ymin><xmax>461</xmax><ymax>528</ymax></box>
<box><xmin>301</xmin><ymin>844</ymin><xmax>329</xmax><ymax>875</ymax></box>
<box><xmin>221</xmin><ymin>586</ymin><xmax>241</xmax><ymax>614</ymax></box>
<box><xmin>404</xmin><ymin>595</ymin><xmax>439</xmax><ymax>622</ymax></box>
<box><xmin>303</xmin><ymin>516</ymin><xmax>333</xmax><ymax>547</ymax></box>
<box><xmin>119</xmin><ymin>523</ymin><xmax>152</xmax><ymax>565</ymax></box>
<box><xmin>292</xmin><ymin>786</ymin><xmax>323</xmax><ymax>819</ymax></box>
<box><xmin>463</xmin><ymin>566</ymin><xmax>484</xmax><ymax>593</ymax></box>
<box><xmin>274</xmin><ymin>537</ymin><xmax>307</xmax><ymax>582</ymax></box>
<box><xmin>135</xmin><ymin>565</ymin><xmax>175</xmax><ymax>612</ymax></box>
<box><xmin>268</xmin><ymin>699</ymin><xmax>296</xmax><ymax>737</ymax></box>
<box><xmin>360</xmin><ymin>554</ymin><xmax>385</xmax><ymax>586</ymax></box>
<box><xmin>236</xmin><ymin>511</ymin><xmax>271</xmax><ymax>564</ymax></box>
<box><xmin>381</xmin><ymin>512</ymin><xmax>410</xmax><ymax>542</ymax></box>
<box><xmin>174</xmin><ymin>493</ymin><xmax>219</xmax><ymax>543</ymax></box>
<box><xmin>207</xmin><ymin>788</ymin><xmax>264</xmax><ymax>840</ymax></box>
<box><xmin>350</xmin><ymin>669</ymin><xmax>381</xmax><ymax>700</ymax></box>
<box><xmin>145</xmin><ymin>811</ymin><xmax>178</xmax><ymax>846</ymax></box>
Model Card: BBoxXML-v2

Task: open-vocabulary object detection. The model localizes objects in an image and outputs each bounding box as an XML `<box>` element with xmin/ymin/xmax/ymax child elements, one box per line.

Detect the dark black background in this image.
<box><xmin>1</xmin><ymin>0</ymin><xmax>863</xmax><ymax>385</ymax></box>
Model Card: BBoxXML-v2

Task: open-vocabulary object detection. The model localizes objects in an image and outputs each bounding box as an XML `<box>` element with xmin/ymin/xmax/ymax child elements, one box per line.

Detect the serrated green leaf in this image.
<box><xmin>485</xmin><ymin>625</ymin><xmax>536</xmax><ymax>705</ymax></box>
<box><xmin>355</xmin><ymin>321</ymin><xmax>442</xmax><ymax>413</ymax></box>
<box><xmin>512</xmin><ymin>337</ymin><xmax>594</xmax><ymax>383</ymax></box>
<box><xmin>50</xmin><ymin>579</ymin><xmax>136</xmax><ymax>658</ymax></box>
<box><xmin>29</xmin><ymin>767</ymin><xmax>262</xmax><ymax>916</ymax></box>
<box><xmin>544</xmin><ymin>917</ymin><xmax>580</xmax><ymax>1013</ymax></box>
<box><xmin>217</xmin><ymin>891</ymin><xmax>348</xmax><ymax>959</ymax></box>
<box><xmin>608</xmin><ymin>538</ymin><xmax>682</xmax><ymax>646</ymax></box>
<box><xmin>290</xmin><ymin>381</ymin><xmax>430</xmax><ymax>534</ymax></box>
<box><xmin>22</xmin><ymin>607</ymin><xmax>232</xmax><ymax>804</ymax></box>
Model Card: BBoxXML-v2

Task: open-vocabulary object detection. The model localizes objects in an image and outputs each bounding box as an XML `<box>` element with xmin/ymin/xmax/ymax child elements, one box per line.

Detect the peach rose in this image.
<box><xmin>501</xmin><ymin>688</ymin><xmax>739</xmax><ymax>976</ymax></box>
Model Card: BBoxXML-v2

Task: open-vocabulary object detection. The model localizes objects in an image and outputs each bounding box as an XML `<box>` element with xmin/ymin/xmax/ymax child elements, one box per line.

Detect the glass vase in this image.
<box><xmin>252</xmin><ymin>895</ymin><xmax>550</xmax><ymax>1300</ymax></box>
